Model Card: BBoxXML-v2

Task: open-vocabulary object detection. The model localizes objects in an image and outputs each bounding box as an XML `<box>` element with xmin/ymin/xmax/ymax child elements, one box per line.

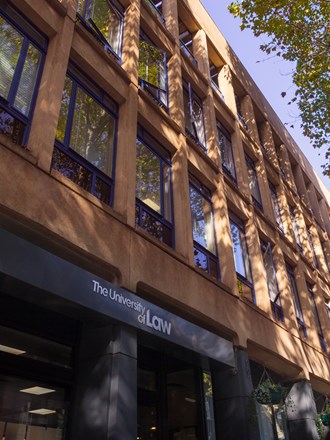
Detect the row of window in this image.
<box><xmin>1</xmin><ymin>3</ymin><xmax>329</xmax><ymax>351</ymax></box>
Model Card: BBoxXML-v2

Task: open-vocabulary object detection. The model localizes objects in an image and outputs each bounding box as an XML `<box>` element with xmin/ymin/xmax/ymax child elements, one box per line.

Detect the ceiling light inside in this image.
<box><xmin>0</xmin><ymin>344</ymin><xmax>26</xmax><ymax>355</ymax></box>
<box><xmin>28</xmin><ymin>409</ymin><xmax>56</xmax><ymax>415</ymax></box>
<box><xmin>20</xmin><ymin>386</ymin><xmax>56</xmax><ymax>395</ymax></box>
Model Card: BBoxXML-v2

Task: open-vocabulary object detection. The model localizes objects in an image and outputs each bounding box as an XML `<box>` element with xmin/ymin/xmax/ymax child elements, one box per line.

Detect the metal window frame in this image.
<box><xmin>307</xmin><ymin>283</ymin><xmax>326</xmax><ymax>353</ymax></box>
<box><xmin>0</xmin><ymin>4</ymin><xmax>47</xmax><ymax>145</ymax></box>
<box><xmin>269</xmin><ymin>181</ymin><xmax>285</xmax><ymax>234</ymax></box>
<box><xmin>183</xmin><ymin>79</ymin><xmax>207</xmax><ymax>151</ymax></box>
<box><xmin>245</xmin><ymin>154</ymin><xmax>263</xmax><ymax>212</ymax></box>
<box><xmin>229</xmin><ymin>213</ymin><xmax>255</xmax><ymax>303</ymax></box>
<box><xmin>135</xmin><ymin>126</ymin><xmax>174</xmax><ymax>247</ymax></box>
<box><xmin>217</xmin><ymin>121</ymin><xmax>237</xmax><ymax>184</ymax></box>
<box><xmin>76</xmin><ymin>0</ymin><xmax>125</xmax><ymax>62</ymax></box>
<box><xmin>53</xmin><ymin>64</ymin><xmax>118</xmax><ymax>206</ymax></box>
<box><xmin>189</xmin><ymin>176</ymin><xmax>220</xmax><ymax>279</ymax></box>
<box><xmin>289</xmin><ymin>205</ymin><xmax>303</xmax><ymax>252</ymax></box>
<box><xmin>286</xmin><ymin>264</ymin><xmax>306</xmax><ymax>336</ymax></box>
<box><xmin>138</xmin><ymin>33</ymin><xmax>169</xmax><ymax>111</ymax></box>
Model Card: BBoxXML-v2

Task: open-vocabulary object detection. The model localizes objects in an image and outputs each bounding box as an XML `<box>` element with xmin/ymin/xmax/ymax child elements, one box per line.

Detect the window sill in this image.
<box><xmin>0</xmin><ymin>134</ymin><xmax>37</xmax><ymax>167</ymax></box>
<box><xmin>186</xmin><ymin>135</ymin><xmax>220</xmax><ymax>175</ymax></box>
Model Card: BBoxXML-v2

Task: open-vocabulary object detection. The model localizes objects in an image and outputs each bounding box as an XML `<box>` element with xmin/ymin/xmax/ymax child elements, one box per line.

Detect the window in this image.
<box><xmin>269</xmin><ymin>181</ymin><xmax>284</xmax><ymax>233</ymax></box>
<box><xmin>183</xmin><ymin>79</ymin><xmax>206</xmax><ymax>150</ymax></box>
<box><xmin>52</xmin><ymin>64</ymin><xmax>118</xmax><ymax>205</ymax></box>
<box><xmin>189</xmin><ymin>176</ymin><xmax>218</xmax><ymax>278</ymax></box>
<box><xmin>143</xmin><ymin>0</ymin><xmax>164</xmax><ymax>24</ymax></box>
<box><xmin>235</xmin><ymin>96</ymin><xmax>248</xmax><ymax>131</ymax></box>
<box><xmin>286</xmin><ymin>264</ymin><xmax>306</xmax><ymax>336</ymax></box>
<box><xmin>179</xmin><ymin>21</ymin><xmax>197</xmax><ymax>66</ymax></box>
<box><xmin>229</xmin><ymin>214</ymin><xmax>254</xmax><ymax>301</ymax></box>
<box><xmin>325</xmin><ymin>301</ymin><xmax>330</xmax><ymax>320</ymax></box>
<box><xmin>138</xmin><ymin>34</ymin><xmax>168</xmax><ymax>109</ymax></box>
<box><xmin>289</xmin><ymin>205</ymin><xmax>303</xmax><ymax>253</ymax></box>
<box><xmin>307</xmin><ymin>283</ymin><xmax>326</xmax><ymax>352</ymax></box>
<box><xmin>260</xmin><ymin>240</ymin><xmax>283</xmax><ymax>321</ymax></box>
<box><xmin>217</xmin><ymin>122</ymin><xmax>236</xmax><ymax>183</ymax></box>
<box><xmin>307</xmin><ymin>228</ymin><xmax>319</xmax><ymax>269</ymax></box>
<box><xmin>245</xmin><ymin>154</ymin><xmax>263</xmax><ymax>211</ymax></box>
<box><xmin>0</xmin><ymin>3</ymin><xmax>46</xmax><ymax>145</ymax></box>
<box><xmin>77</xmin><ymin>0</ymin><xmax>124</xmax><ymax>60</ymax></box>
<box><xmin>135</xmin><ymin>126</ymin><xmax>173</xmax><ymax>246</ymax></box>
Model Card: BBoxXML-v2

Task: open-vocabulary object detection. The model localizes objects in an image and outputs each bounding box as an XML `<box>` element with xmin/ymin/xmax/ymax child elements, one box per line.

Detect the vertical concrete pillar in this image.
<box><xmin>231</xmin><ymin>125</ymin><xmax>250</xmax><ymax>197</ymax></box>
<box><xmin>306</xmin><ymin>183</ymin><xmax>324</xmax><ymax>227</ymax></box>
<box><xmin>69</xmin><ymin>324</ymin><xmax>137</xmax><ymax>440</ymax></box>
<box><xmin>240</xmin><ymin>95</ymin><xmax>259</xmax><ymax>144</ymax></box>
<box><xmin>259</xmin><ymin>121</ymin><xmax>277</xmax><ymax>165</ymax></box>
<box><xmin>121</xmin><ymin>0</ymin><xmax>140</xmax><ymax>83</ymax></box>
<box><xmin>278</xmin><ymin>144</ymin><xmax>296</xmax><ymax>191</ymax></box>
<box><xmin>286</xmin><ymin>381</ymin><xmax>318</xmax><ymax>440</ymax></box>
<box><xmin>277</xmin><ymin>181</ymin><xmax>291</xmax><ymax>238</ymax></box>
<box><xmin>255</xmin><ymin>153</ymin><xmax>274</xmax><ymax>218</ymax></box>
<box><xmin>27</xmin><ymin>14</ymin><xmax>75</xmax><ymax>171</ymax></box>
<box><xmin>193</xmin><ymin>29</ymin><xmax>209</xmax><ymax>79</ymax></box>
<box><xmin>319</xmin><ymin>199</ymin><xmax>330</xmax><ymax>237</ymax></box>
<box><xmin>245</xmin><ymin>213</ymin><xmax>272</xmax><ymax>313</ymax></box>
<box><xmin>172</xmin><ymin>135</ymin><xmax>194</xmax><ymax>263</ymax></box>
<box><xmin>113</xmin><ymin>83</ymin><xmax>139</xmax><ymax>225</ymax></box>
<box><xmin>213</xmin><ymin>177</ymin><xmax>237</xmax><ymax>291</ymax></box>
<box><xmin>292</xmin><ymin>165</ymin><xmax>311</xmax><ymax>210</ymax></box>
<box><xmin>218</xmin><ymin>65</ymin><xmax>236</xmax><ymax>115</ymax></box>
<box><xmin>213</xmin><ymin>349</ymin><xmax>259</xmax><ymax>440</ymax></box>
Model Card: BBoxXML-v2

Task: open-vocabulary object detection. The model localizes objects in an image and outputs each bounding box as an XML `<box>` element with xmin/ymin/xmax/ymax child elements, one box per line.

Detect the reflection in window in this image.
<box><xmin>217</xmin><ymin>122</ymin><xmax>236</xmax><ymax>183</ymax></box>
<box><xmin>230</xmin><ymin>215</ymin><xmax>254</xmax><ymax>302</ymax></box>
<box><xmin>261</xmin><ymin>240</ymin><xmax>283</xmax><ymax>321</ymax></box>
<box><xmin>189</xmin><ymin>177</ymin><xmax>218</xmax><ymax>278</ymax></box>
<box><xmin>138</xmin><ymin>36</ymin><xmax>168</xmax><ymax>109</ymax></box>
<box><xmin>286</xmin><ymin>264</ymin><xmax>306</xmax><ymax>335</ymax></box>
<box><xmin>245</xmin><ymin>154</ymin><xmax>263</xmax><ymax>211</ymax></box>
<box><xmin>52</xmin><ymin>65</ymin><xmax>117</xmax><ymax>205</ymax></box>
<box><xmin>183</xmin><ymin>80</ymin><xmax>206</xmax><ymax>150</ymax></box>
<box><xmin>135</xmin><ymin>127</ymin><xmax>173</xmax><ymax>246</ymax></box>
<box><xmin>269</xmin><ymin>182</ymin><xmax>284</xmax><ymax>233</ymax></box>
<box><xmin>0</xmin><ymin>5</ymin><xmax>46</xmax><ymax>145</ymax></box>
<box><xmin>77</xmin><ymin>0</ymin><xmax>124</xmax><ymax>59</ymax></box>
<box><xmin>203</xmin><ymin>371</ymin><xmax>216</xmax><ymax>440</ymax></box>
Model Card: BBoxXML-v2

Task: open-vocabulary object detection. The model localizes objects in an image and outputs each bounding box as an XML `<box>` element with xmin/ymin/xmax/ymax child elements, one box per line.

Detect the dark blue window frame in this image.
<box><xmin>286</xmin><ymin>264</ymin><xmax>307</xmax><ymax>336</ymax></box>
<box><xmin>245</xmin><ymin>154</ymin><xmax>263</xmax><ymax>212</ymax></box>
<box><xmin>0</xmin><ymin>3</ymin><xmax>47</xmax><ymax>146</ymax></box>
<box><xmin>183</xmin><ymin>79</ymin><xmax>206</xmax><ymax>151</ymax></box>
<box><xmin>76</xmin><ymin>0</ymin><xmax>124</xmax><ymax>62</ymax></box>
<box><xmin>135</xmin><ymin>126</ymin><xmax>174</xmax><ymax>247</ymax></box>
<box><xmin>260</xmin><ymin>240</ymin><xmax>284</xmax><ymax>321</ymax></box>
<box><xmin>138</xmin><ymin>33</ymin><xmax>169</xmax><ymax>112</ymax></box>
<box><xmin>52</xmin><ymin>64</ymin><xmax>118</xmax><ymax>206</ymax></box>
<box><xmin>229</xmin><ymin>213</ymin><xmax>255</xmax><ymax>303</ymax></box>
<box><xmin>189</xmin><ymin>176</ymin><xmax>219</xmax><ymax>279</ymax></box>
<box><xmin>143</xmin><ymin>0</ymin><xmax>165</xmax><ymax>24</ymax></box>
<box><xmin>307</xmin><ymin>283</ymin><xmax>326</xmax><ymax>353</ymax></box>
<box><xmin>217</xmin><ymin>122</ymin><xmax>237</xmax><ymax>184</ymax></box>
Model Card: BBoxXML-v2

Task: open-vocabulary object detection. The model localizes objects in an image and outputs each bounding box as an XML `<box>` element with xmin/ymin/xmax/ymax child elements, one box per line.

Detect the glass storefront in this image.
<box><xmin>137</xmin><ymin>345</ymin><xmax>216</xmax><ymax>440</ymax></box>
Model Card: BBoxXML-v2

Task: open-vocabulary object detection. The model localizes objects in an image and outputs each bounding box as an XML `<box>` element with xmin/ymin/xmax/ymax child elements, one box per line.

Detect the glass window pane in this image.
<box><xmin>183</xmin><ymin>87</ymin><xmax>193</xmax><ymax>134</ymax></box>
<box><xmin>70</xmin><ymin>86</ymin><xmax>115</xmax><ymax>176</ymax></box>
<box><xmin>230</xmin><ymin>222</ymin><xmax>246</xmax><ymax>278</ymax></box>
<box><xmin>136</xmin><ymin>140</ymin><xmax>161</xmax><ymax>213</ymax></box>
<box><xmin>139</xmin><ymin>41</ymin><xmax>165</xmax><ymax>90</ymax></box>
<box><xmin>14</xmin><ymin>43</ymin><xmax>41</xmax><ymax>115</ymax></box>
<box><xmin>203</xmin><ymin>372</ymin><xmax>216</xmax><ymax>440</ymax></box>
<box><xmin>0</xmin><ymin>16</ymin><xmax>23</xmax><ymax>100</ymax></box>
<box><xmin>55</xmin><ymin>76</ymin><xmax>73</xmax><ymax>143</ymax></box>
<box><xmin>262</xmin><ymin>243</ymin><xmax>279</xmax><ymax>303</ymax></box>
<box><xmin>163</xmin><ymin>161</ymin><xmax>172</xmax><ymax>222</ymax></box>
<box><xmin>0</xmin><ymin>108</ymin><xmax>25</xmax><ymax>144</ymax></box>
<box><xmin>190</xmin><ymin>186</ymin><xmax>216</xmax><ymax>254</ymax></box>
<box><xmin>192</xmin><ymin>98</ymin><xmax>205</xmax><ymax>146</ymax></box>
<box><xmin>219</xmin><ymin>132</ymin><xmax>235</xmax><ymax>178</ymax></box>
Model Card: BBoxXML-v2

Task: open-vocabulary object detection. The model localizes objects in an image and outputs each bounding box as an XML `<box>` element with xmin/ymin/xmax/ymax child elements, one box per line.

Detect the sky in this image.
<box><xmin>200</xmin><ymin>0</ymin><xmax>330</xmax><ymax>193</ymax></box>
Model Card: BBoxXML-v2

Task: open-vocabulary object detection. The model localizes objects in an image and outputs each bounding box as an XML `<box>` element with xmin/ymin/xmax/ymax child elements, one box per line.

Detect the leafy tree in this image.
<box><xmin>228</xmin><ymin>0</ymin><xmax>330</xmax><ymax>175</ymax></box>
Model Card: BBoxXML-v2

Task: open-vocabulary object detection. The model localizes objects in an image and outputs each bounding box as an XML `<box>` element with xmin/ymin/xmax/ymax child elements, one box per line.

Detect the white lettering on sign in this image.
<box><xmin>92</xmin><ymin>280</ymin><xmax>172</xmax><ymax>336</ymax></box>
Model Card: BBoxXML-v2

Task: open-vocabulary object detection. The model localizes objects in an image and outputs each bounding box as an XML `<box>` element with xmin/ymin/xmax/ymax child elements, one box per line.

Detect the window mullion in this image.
<box><xmin>64</xmin><ymin>81</ymin><xmax>78</xmax><ymax>148</ymax></box>
<box><xmin>7</xmin><ymin>37</ymin><xmax>29</xmax><ymax>106</ymax></box>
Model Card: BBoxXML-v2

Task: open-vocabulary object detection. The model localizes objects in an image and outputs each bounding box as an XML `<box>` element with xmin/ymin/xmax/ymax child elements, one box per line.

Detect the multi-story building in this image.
<box><xmin>0</xmin><ymin>0</ymin><xmax>329</xmax><ymax>439</ymax></box>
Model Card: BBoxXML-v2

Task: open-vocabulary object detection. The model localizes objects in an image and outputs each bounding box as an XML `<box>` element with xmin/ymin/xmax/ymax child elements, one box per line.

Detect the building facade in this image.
<box><xmin>0</xmin><ymin>0</ymin><xmax>330</xmax><ymax>439</ymax></box>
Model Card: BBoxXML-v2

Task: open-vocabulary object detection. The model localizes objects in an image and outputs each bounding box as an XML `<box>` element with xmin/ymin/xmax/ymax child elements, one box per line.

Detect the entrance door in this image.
<box><xmin>137</xmin><ymin>345</ymin><xmax>216</xmax><ymax>440</ymax></box>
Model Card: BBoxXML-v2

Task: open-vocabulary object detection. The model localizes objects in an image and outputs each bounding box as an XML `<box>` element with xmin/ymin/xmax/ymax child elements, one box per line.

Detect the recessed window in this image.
<box><xmin>143</xmin><ymin>0</ymin><xmax>164</xmax><ymax>24</ymax></box>
<box><xmin>217</xmin><ymin>122</ymin><xmax>236</xmax><ymax>183</ymax></box>
<box><xmin>183</xmin><ymin>79</ymin><xmax>206</xmax><ymax>150</ymax></box>
<box><xmin>289</xmin><ymin>205</ymin><xmax>303</xmax><ymax>252</ymax></box>
<box><xmin>260</xmin><ymin>240</ymin><xmax>283</xmax><ymax>321</ymax></box>
<box><xmin>77</xmin><ymin>0</ymin><xmax>124</xmax><ymax>60</ymax></box>
<box><xmin>229</xmin><ymin>214</ymin><xmax>254</xmax><ymax>302</ymax></box>
<box><xmin>189</xmin><ymin>176</ymin><xmax>218</xmax><ymax>278</ymax></box>
<box><xmin>307</xmin><ymin>283</ymin><xmax>326</xmax><ymax>352</ymax></box>
<box><xmin>286</xmin><ymin>264</ymin><xmax>306</xmax><ymax>336</ymax></box>
<box><xmin>138</xmin><ymin>34</ymin><xmax>168</xmax><ymax>109</ymax></box>
<box><xmin>52</xmin><ymin>64</ymin><xmax>118</xmax><ymax>205</ymax></box>
<box><xmin>269</xmin><ymin>181</ymin><xmax>284</xmax><ymax>234</ymax></box>
<box><xmin>0</xmin><ymin>3</ymin><xmax>46</xmax><ymax>145</ymax></box>
<box><xmin>245</xmin><ymin>154</ymin><xmax>263</xmax><ymax>211</ymax></box>
<box><xmin>135</xmin><ymin>126</ymin><xmax>173</xmax><ymax>246</ymax></box>
<box><xmin>179</xmin><ymin>20</ymin><xmax>197</xmax><ymax>66</ymax></box>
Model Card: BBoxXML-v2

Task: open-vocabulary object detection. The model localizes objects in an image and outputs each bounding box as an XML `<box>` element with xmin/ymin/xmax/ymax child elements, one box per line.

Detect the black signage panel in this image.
<box><xmin>0</xmin><ymin>229</ymin><xmax>235</xmax><ymax>366</ymax></box>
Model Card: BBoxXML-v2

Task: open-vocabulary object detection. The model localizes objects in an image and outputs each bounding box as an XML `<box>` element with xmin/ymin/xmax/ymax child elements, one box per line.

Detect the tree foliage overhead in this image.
<box><xmin>228</xmin><ymin>0</ymin><xmax>330</xmax><ymax>175</ymax></box>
